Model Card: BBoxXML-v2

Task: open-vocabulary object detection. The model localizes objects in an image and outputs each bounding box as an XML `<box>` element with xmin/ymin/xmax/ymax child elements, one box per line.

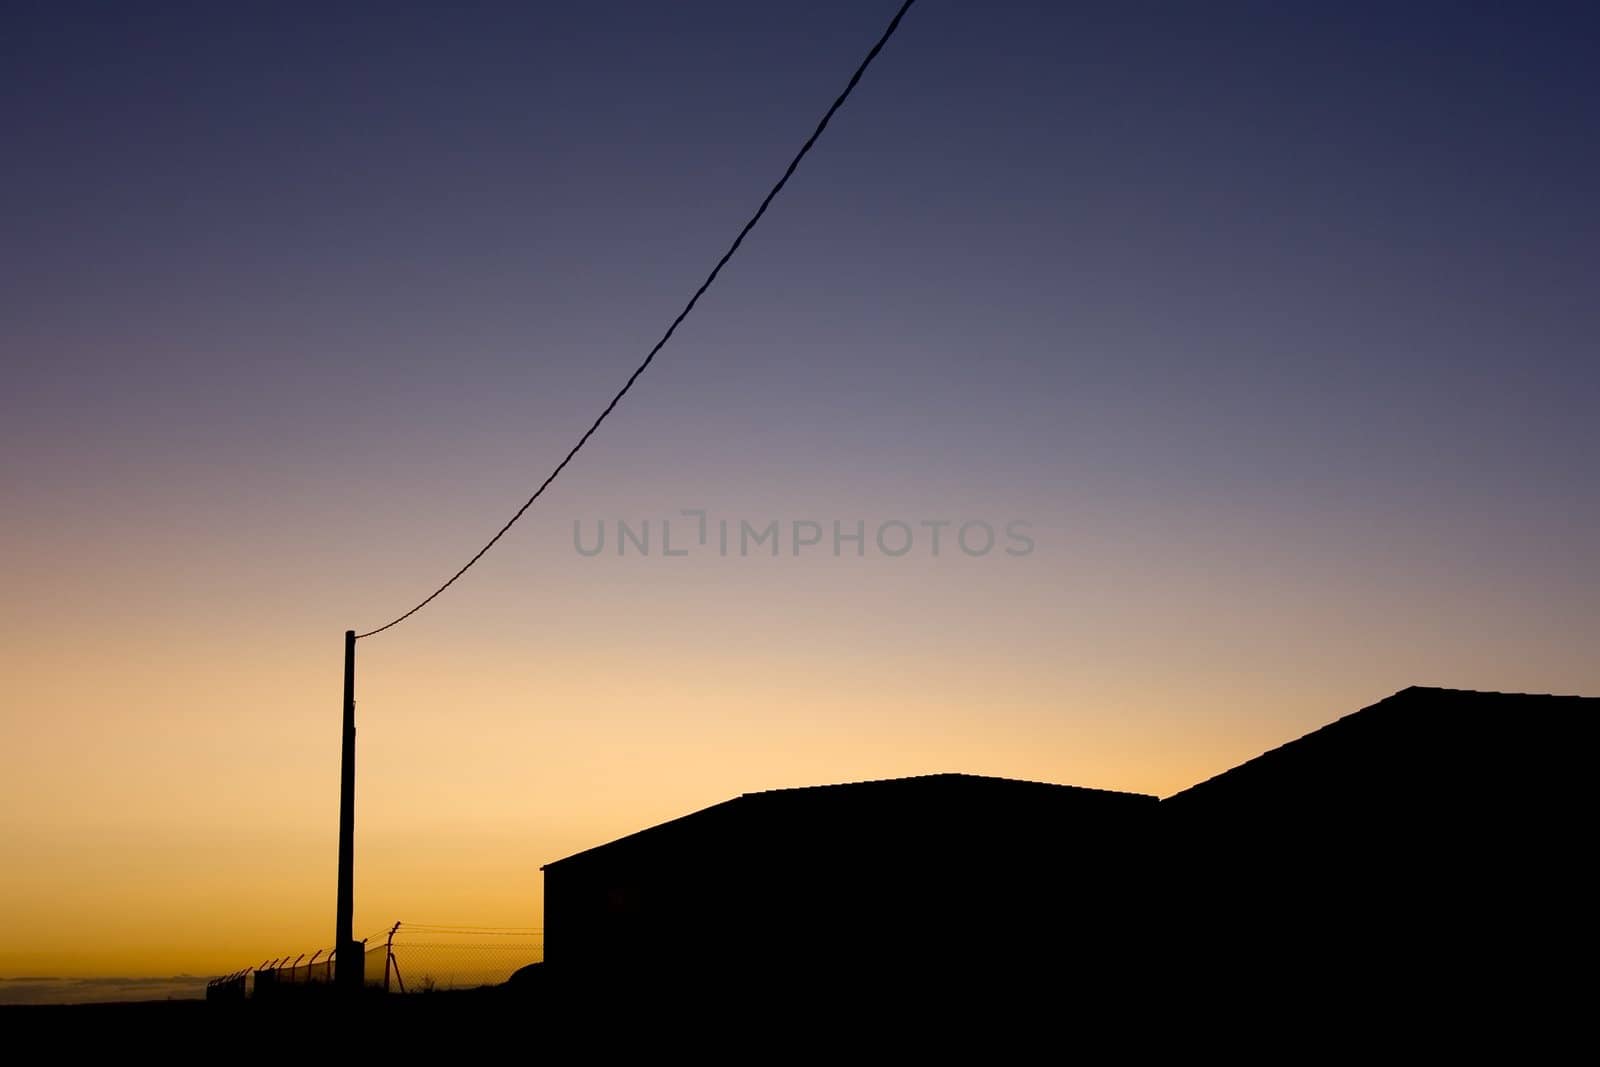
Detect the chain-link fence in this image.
<box><xmin>206</xmin><ymin>923</ymin><xmax>541</xmax><ymax>1000</ymax></box>
<box><xmin>207</xmin><ymin>938</ymin><xmax>379</xmax><ymax>1000</ymax></box>
<box><xmin>205</xmin><ymin>970</ymin><xmax>249</xmax><ymax>1001</ymax></box>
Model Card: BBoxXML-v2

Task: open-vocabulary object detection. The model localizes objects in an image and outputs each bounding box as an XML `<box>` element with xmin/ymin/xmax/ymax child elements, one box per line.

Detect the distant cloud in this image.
<box><xmin>0</xmin><ymin>975</ymin><xmax>207</xmax><ymax>1005</ymax></box>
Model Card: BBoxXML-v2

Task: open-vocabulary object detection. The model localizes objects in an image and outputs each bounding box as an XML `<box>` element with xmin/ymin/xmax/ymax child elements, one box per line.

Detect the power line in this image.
<box><xmin>356</xmin><ymin>0</ymin><xmax>919</xmax><ymax>639</ymax></box>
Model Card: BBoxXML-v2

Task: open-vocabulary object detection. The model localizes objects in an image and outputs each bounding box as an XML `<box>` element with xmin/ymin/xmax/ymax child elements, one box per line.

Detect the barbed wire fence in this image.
<box><xmin>206</xmin><ymin>923</ymin><xmax>543</xmax><ymax>1001</ymax></box>
<box><xmin>387</xmin><ymin>925</ymin><xmax>543</xmax><ymax>993</ymax></box>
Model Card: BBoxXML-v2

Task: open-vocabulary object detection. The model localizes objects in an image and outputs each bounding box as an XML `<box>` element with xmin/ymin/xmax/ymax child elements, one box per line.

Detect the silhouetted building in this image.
<box><xmin>542</xmin><ymin>687</ymin><xmax>1595</xmax><ymax>1011</ymax></box>
<box><xmin>542</xmin><ymin>773</ymin><xmax>1157</xmax><ymax>1003</ymax></box>
<box><xmin>1161</xmin><ymin>686</ymin><xmax>1595</xmax><ymax>1001</ymax></box>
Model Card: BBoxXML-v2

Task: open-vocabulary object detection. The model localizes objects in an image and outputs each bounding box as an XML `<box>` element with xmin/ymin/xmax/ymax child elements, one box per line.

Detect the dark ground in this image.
<box><xmin>1</xmin><ymin>974</ymin><xmax>1583</xmax><ymax>1054</ymax></box>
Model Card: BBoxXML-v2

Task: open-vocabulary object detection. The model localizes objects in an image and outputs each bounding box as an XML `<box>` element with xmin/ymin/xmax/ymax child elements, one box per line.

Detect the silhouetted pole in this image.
<box><xmin>335</xmin><ymin>629</ymin><xmax>359</xmax><ymax>989</ymax></box>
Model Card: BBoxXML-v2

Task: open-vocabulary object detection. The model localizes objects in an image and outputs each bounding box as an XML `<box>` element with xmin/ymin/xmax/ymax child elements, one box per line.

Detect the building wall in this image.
<box><xmin>543</xmin><ymin>778</ymin><xmax>1159</xmax><ymax>1001</ymax></box>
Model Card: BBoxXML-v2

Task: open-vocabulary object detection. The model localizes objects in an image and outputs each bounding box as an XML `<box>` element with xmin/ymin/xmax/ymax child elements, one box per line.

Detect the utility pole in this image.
<box><xmin>335</xmin><ymin>629</ymin><xmax>359</xmax><ymax>989</ymax></box>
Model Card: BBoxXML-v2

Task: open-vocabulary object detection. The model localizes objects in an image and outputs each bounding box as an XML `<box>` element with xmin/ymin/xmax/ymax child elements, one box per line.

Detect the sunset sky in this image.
<box><xmin>4</xmin><ymin>1</ymin><xmax>1598</xmax><ymax>986</ymax></box>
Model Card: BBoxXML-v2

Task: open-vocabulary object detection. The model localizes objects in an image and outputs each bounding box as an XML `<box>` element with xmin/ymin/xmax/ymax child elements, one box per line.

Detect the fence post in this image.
<box><xmin>384</xmin><ymin>922</ymin><xmax>400</xmax><ymax>993</ymax></box>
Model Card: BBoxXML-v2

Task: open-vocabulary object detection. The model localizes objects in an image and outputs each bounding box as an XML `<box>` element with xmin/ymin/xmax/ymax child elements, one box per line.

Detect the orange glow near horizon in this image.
<box><xmin>6</xmin><ymin>0</ymin><xmax>1599</xmax><ymax>993</ymax></box>
<box><xmin>6</xmin><ymin>522</ymin><xmax>1596</xmax><ymax>980</ymax></box>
